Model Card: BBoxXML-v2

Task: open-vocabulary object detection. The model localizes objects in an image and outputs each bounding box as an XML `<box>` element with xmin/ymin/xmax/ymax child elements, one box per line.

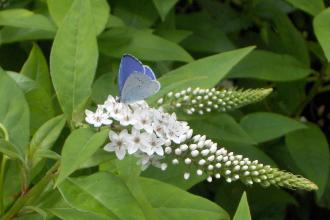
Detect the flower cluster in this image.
<box><xmin>85</xmin><ymin>93</ymin><xmax>317</xmax><ymax>191</ymax></box>
<box><xmin>157</xmin><ymin>87</ymin><xmax>272</xmax><ymax>115</ymax></box>
<box><xmin>85</xmin><ymin>95</ymin><xmax>192</xmax><ymax>170</ymax></box>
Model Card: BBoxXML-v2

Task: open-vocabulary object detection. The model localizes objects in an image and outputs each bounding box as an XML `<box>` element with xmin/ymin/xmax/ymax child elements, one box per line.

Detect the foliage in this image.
<box><xmin>0</xmin><ymin>0</ymin><xmax>329</xmax><ymax>219</ymax></box>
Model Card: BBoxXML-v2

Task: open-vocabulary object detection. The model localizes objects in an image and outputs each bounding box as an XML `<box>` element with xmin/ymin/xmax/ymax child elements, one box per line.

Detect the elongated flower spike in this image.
<box><xmin>156</xmin><ymin>87</ymin><xmax>273</xmax><ymax>115</ymax></box>
<box><xmin>85</xmin><ymin>92</ymin><xmax>317</xmax><ymax>191</ymax></box>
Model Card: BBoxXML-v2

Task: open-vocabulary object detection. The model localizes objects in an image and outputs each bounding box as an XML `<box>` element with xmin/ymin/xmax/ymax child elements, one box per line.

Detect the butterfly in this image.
<box><xmin>118</xmin><ymin>54</ymin><xmax>161</xmax><ymax>103</ymax></box>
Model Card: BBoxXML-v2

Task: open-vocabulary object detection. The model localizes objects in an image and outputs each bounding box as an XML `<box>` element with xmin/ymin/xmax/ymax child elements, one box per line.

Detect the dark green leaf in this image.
<box><xmin>152</xmin><ymin>0</ymin><xmax>178</xmax><ymax>21</ymax></box>
<box><xmin>285</xmin><ymin>124</ymin><xmax>329</xmax><ymax>195</ymax></box>
<box><xmin>99</xmin><ymin>27</ymin><xmax>193</xmax><ymax>62</ymax></box>
<box><xmin>240</xmin><ymin>112</ymin><xmax>306</xmax><ymax>143</ymax></box>
<box><xmin>285</xmin><ymin>0</ymin><xmax>324</xmax><ymax>16</ymax></box>
<box><xmin>227</xmin><ymin>50</ymin><xmax>312</xmax><ymax>81</ymax></box>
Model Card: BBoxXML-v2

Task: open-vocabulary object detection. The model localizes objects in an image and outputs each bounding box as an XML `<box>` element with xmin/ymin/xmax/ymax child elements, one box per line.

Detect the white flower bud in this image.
<box><xmin>168</xmin><ymin>92</ymin><xmax>173</xmax><ymax>97</ymax></box>
<box><xmin>184</xmin><ymin>158</ymin><xmax>192</xmax><ymax>164</ymax></box>
<box><xmin>207</xmin><ymin>176</ymin><xmax>213</xmax><ymax>182</ymax></box>
<box><xmin>201</xmin><ymin>149</ymin><xmax>210</xmax><ymax>156</ymax></box>
<box><xmin>244</xmin><ymin>171</ymin><xmax>250</xmax><ymax>176</ymax></box>
<box><xmin>164</xmin><ymin>147</ymin><xmax>172</xmax><ymax>154</ymax></box>
<box><xmin>184</xmin><ymin>172</ymin><xmax>190</xmax><ymax>180</ymax></box>
<box><xmin>189</xmin><ymin>144</ymin><xmax>197</xmax><ymax>150</ymax></box>
<box><xmin>225</xmin><ymin>161</ymin><xmax>231</xmax><ymax>166</ymax></box>
<box><xmin>215</xmin><ymin>173</ymin><xmax>221</xmax><ymax>179</ymax></box>
<box><xmin>198</xmin><ymin>159</ymin><xmax>206</xmax><ymax>165</ymax></box>
<box><xmin>180</xmin><ymin>144</ymin><xmax>189</xmax><ymax>151</ymax></box>
<box><xmin>164</xmin><ymin>140</ymin><xmax>171</xmax><ymax>147</ymax></box>
<box><xmin>191</xmin><ymin>150</ymin><xmax>199</xmax><ymax>157</ymax></box>
<box><xmin>172</xmin><ymin>159</ymin><xmax>179</xmax><ymax>164</ymax></box>
<box><xmin>226</xmin><ymin>178</ymin><xmax>232</xmax><ymax>183</ymax></box>
<box><xmin>210</xmin><ymin>143</ymin><xmax>217</xmax><ymax>153</ymax></box>
<box><xmin>233</xmin><ymin>174</ymin><xmax>239</xmax><ymax>180</ymax></box>
<box><xmin>157</xmin><ymin>98</ymin><xmax>164</xmax><ymax>104</ymax></box>
<box><xmin>193</xmin><ymin>135</ymin><xmax>201</xmax><ymax>142</ymax></box>
<box><xmin>207</xmin><ymin>155</ymin><xmax>215</xmax><ymax>161</ymax></box>
<box><xmin>197</xmin><ymin>141</ymin><xmax>205</xmax><ymax>148</ymax></box>
<box><xmin>208</xmin><ymin>165</ymin><xmax>214</xmax><ymax>170</ymax></box>
<box><xmin>175</xmin><ymin>148</ymin><xmax>182</xmax><ymax>155</ymax></box>
<box><xmin>215</xmin><ymin>163</ymin><xmax>222</xmax><ymax>168</ymax></box>
<box><xmin>225</xmin><ymin>170</ymin><xmax>231</xmax><ymax>175</ymax></box>
<box><xmin>161</xmin><ymin>163</ymin><xmax>168</xmax><ymax>171</ymax></box>
<box><xmin>196</xmin><ymin>169</ymin><xmax>203</xmax><ymax>176</ymax></box>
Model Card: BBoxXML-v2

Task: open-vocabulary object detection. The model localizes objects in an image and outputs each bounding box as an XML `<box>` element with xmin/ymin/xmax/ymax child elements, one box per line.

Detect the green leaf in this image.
<box><xmin>50</xmin><ymin>208</ymin><xmax>109</xmax><ymax>220</ymax></box>
<box><xmin>189</xmin><ymin>114</ymin><xmax>256</xmax><ymax>146</ymax></box>
<box><xmin>50</xmin><ymin>0</ymin><xmax>98</xmax><ymax>123</ymax></box>
<box><xmin>240</xmin><ymin>112</ymin><xmax>306</xmax><ymax>143</ymax></box>
<box><xmin>91</xmin><ymin>73</ymin><xmax>117</xmax><ymax>103</ymax></box>
<box><xmin>56</xmin><ymin>128</ymin><xmax>108</xmax><ymax>186</ymax></box>
<box><xmin>7</xmin><ymin>71</ymin><xmax>55</xmax><ymax>133</ymax></box>
<box><xmin>150</xmin><ymin>46</ymin><xmax>254</xmax><ymax>102</ymax></box>
<box><xmin>233</xmin><ymin>192</ymin><xmax>251</xmax><ymax>220</ymax></box>
<box><xmin>59</xmin><ymin>172</ymin><xmax>229</xmax><ymax>220</ymax></box>
<box><xmin>58</xmin><ymin>172</ymin><xmax>146</xmax><ymax>219</ymax></box>
<box><xmin>0</xmin><ymin>139</ymin><xmax>24</xmax><ymax>162</ymax></box>
<box><xmin>0</xmin><ymin>68</ymin><xmax>30</xmax><ymax>152</ymax></box>
<box><xmin>227</xmin><ymin>50</ymin><xmax>312</xmax><ymax>81</ymax></box>
<box><xmin>152</xmin><ymin>0</ymin><xmax>178</xmax><ymax>21</ymax></box>
<box><xmin>47</xmin><ymin>0</ymin><xmax>110</xmax><ymax>35</ymax></box>
<box><xmin>314</xmin><ymin>8</ymin><xmax>330</xmax><ymax>62</ymax></box>
<box><xmin>29</xmin><ymin>115</ymin><xmax>66</xmax><ymax>166</ymax></box>
<box><xmin>140</xmin><ymin>177</ymin><xmax>230</xmax><ymax>220</ymax></box>
<box><xmin>285</xmin><ymin>124</ymin><xmax>329</xmax><ymax>196</ymax></box>
<box><xmin>99</xmin><ymin>27</ymin><xmax>193</xmax><ymax>62</ymax></box>
<box><xmin>0</xmin><ymin>26</ymin><xmax>54</xmax><ymax>44</ymax></box>
<box><xmin>21</xmin><ymin>43</ymin><xmax>52</xmax><ymax>95</ymax></box>
<box><xmin>285</xmin><ymin>0</ymin><xmax>324</xmax><ymax>16</ymax></box>
<box><xmin>0</xmin><ymin>9</ymin><xmax>55</xmax><ymax>31</ymax></box>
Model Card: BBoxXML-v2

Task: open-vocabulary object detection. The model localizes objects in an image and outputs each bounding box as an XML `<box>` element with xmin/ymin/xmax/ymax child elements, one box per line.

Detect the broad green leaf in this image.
<box><xmin>240</xmin><ymin>112</ymin><xmax>306</xmax><ymax>143</ymax></box>
<box><xmin>79</xmin><ymin>149</ymin><xmax>115</xmax><ymax>169</ymax></box>
<box><xmin>21</xmin><ymin>44</ymin><xmax>52</xmax><ymax>95</ymax></box>
<box><xmin>227</xmin><ymin>50</ymin><xmax>312</xmax><ymax>81</ymax></box>
<box><xmin>233</xmin><ymin>192</ymin><xmax>251</xmax><ymax>220</ymax></box>
<box><xmin>155</xmin><ymin>29</ymin><xmax>192</xmax><ymax>44</ymax></box>
<box><xmin>106</xmin><ymin>14</ymin><xmax>126</xmax><ymax>28</ymax></box>
<box><xmin>7</xmin><ymin>71</ymin><xmax>55</xmax><ymax>133</ymax></box>
<box><xmin>150</xmin><ymin>46</ymin><xmax>254</xmax><ymax>102</ymax></box>
<box><xmin>189</xmin><ymin>114</ymin><xmax>256</xmax><ymax>146</ymax></box>
<box><xmin>0</xmin><ymin>9</ymin><xmax>55</xmax><ymax>31</ymax></box>
<box><xmin>56</xmin><ymin>128</ymin><xmax>108</xmax><ymax>186</ymax></box>
<box><xmin>50</xmin><ymin>208</ymin><xmax>109</xmax><ymax>220</ymax></box>
<box><xmin>314</xmin><ymin>8</ymin><xmax>330</xmax><ymax>62</ymax></box>
<box><xmin>29</xmin><ymin>115</ymin><xmax>66</xmax><ymax>166</ymax></box>
<box><xmin>99</xmin><ymin>27</ymin><xmax>193</xmax><ymax>62</ymax></box>
<box><xmin>50</xmin><ymin>0</ymin><xmax>98</xmax><ymax>122</ymax></box>
<box><xmin>0</xmin><ymin>26</ymin><xmax>54</xmax><ymax>44</ymax></box>
<box><xmin>47</xmin><ymin>0</ymin><xmax>110</xmax><ymax>35</ymax></box>
<box><xmin>140</xmin><ymin>177</ymin><xmax>230</xmax><ymax>220</ymax></box>
<box><xmin>285</xmin><ymin>124</ymin><xmax>329</xmax><ymax>196</ymax></box>
<box><xmin>0</xmin><ymin>68</ymin><xmax>29</xmax><ymax>152</ymax></box>
<box><xmin>152</xmin><ymin>0</ymin><xmax>178</xmax><ymax>21</ymax></box>
<box><xmin>59</xmin><ymin>172</ymin><xmax>229</xmax><ymax>220</ymax></box>
<box><xmin>91</xmin><ymin>73</ymin><xmax>117</xmax><ymax>103</ymax></box>
<box><xmin>285</xmin><ymin>0</ymin><xmax>324</xmax><ymax>16</ymax></box>
<box><xmin>58</xmin><ymin>172</ymin><xmax>146</xmax><ymax>219</ymax></box>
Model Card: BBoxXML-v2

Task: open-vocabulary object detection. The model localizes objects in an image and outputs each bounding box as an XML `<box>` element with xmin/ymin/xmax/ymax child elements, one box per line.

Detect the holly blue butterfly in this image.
<box><xmin>118</xmin><ymin>54</ymin><xmax>160</xmax><ymax>103</ymax></box>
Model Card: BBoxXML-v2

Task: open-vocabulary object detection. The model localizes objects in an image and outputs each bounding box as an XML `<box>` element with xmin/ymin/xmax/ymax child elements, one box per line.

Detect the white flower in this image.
<box><xmin>145</xmin><ymin>133</ymin><xmax>165</xmax><ymax>156</ymax></box>
<box><xmin>85</xmin><ymin>108</ymin><xmax>112</xmax><ymax>127</ymax></box>
<box><xmin>133</xmin><ymin>110</ymin><xmax>153</xmax><ymax>133</ymax></box>
<box><xmin>129</xmin><ymin>100</ymin><xmax>149</xmax><ymax>111</ymax></box>
<box><xmin>104</xmin><ymin>130</ymin><xmax>129</xmax><ymax>160</ymax></box>
<box><xmin>119</xmin><ymin>109</ymin><xmax>136</xmax><ymax>126</ymax></box>
<box><xmin>135</xmin><ymin>152</ymin><xmax>164</xmax><ymax>170</ymax></box>
<box><xmin>127</xmin><ymin>128</ymin><xmax>149</xmax><ymax>154</ymax></box>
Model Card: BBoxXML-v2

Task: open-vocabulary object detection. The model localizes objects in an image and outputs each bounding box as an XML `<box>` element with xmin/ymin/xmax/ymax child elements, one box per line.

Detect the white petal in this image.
<box><xmin>102</xmin><ymin>118</ymin><xmax>112</xmax><ymax>125</ymax></box>
<box><xmin>154</xmin><ymin>146</ymin><xmax>164</xmax><ymax>156</ymax></box>
<box><xmin>116</xmin><ymin>148</ymin><xmax>126</xmax><ymax>160</ymax></box>
<box><xmin>85</xmin><ymin>109</ymin><xmax>94</xmax><ymax>117</ymax></box>
<box><xmin>108</xmin><ymin>131</ymin><xmax>118</xmax><ymax>141</ymax></box>
<box><xmin>127</xmin><ymin>144</ymin><xmax>139</xmax><ymax>154</ymax></box>
<box><xmin>104</xmin><ymin>143</ymin><xmax>116</xmax><ymax>152</ymax></box>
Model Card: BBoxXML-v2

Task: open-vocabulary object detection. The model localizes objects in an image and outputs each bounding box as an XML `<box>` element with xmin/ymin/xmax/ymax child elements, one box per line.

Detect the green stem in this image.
<box><xmin>0</xmin><ymin>162</ymin><xmax>59</xmax><ymax>220</ymax></box>
<box><xmin>0</xmin><ymin>156</ymin><xmax>8</xmax><ymax>216</ymax></box>
<box><xmin>0</xmin><ymin>123</ymin><xmax>9</xmax><ymax>216</ymax></box>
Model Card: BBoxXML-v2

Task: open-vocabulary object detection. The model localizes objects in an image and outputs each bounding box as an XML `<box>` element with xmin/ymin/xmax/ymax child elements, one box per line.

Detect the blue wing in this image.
<box><xmin>143</xmin><ymin>65</ymin><xmax>156</xmax><ymax>80</ymax></box>
<box><xmin>118</xmin><ymin>54</ymin><xmax>144</xmax><ymax>94</ymax></box>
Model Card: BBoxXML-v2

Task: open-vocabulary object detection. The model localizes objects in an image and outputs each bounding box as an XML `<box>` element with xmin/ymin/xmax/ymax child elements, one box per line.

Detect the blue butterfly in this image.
<box><xmin>118</xmin><ymin>54</ymin><xmax>160</xmax><ymax>103</ymax></box>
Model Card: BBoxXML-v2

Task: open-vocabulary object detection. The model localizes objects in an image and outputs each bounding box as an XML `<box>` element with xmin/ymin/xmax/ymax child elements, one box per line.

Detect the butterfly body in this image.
<box><xmin>118</xmin><ymin>54</ymin><xmax>160</xmax><ymax>103</ymax></box>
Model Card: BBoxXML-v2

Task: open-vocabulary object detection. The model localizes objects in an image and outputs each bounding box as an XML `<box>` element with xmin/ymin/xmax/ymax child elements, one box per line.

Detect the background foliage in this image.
<box><xmin>0</xmin><ymin>0</ymin><xmax>330</xmax><ymax>219</ymax></box>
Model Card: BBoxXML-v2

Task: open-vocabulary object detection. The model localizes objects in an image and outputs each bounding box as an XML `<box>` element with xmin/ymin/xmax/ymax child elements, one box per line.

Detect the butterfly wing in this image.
<box><xmin>120</xmin><ymin>72</ymin><xmax>160</xmax><ymax>103</ymax></box>
<box><xmin>143</xmin><ymin>65</ymin><xmax>156</xmax><ymax>80</ymax></box>
<box><xmin>118</xmin><ymin>54</ymin><xmax>144</xmax><ymax>94</ymax></box>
